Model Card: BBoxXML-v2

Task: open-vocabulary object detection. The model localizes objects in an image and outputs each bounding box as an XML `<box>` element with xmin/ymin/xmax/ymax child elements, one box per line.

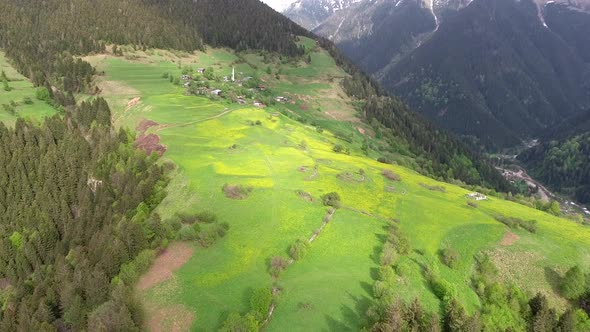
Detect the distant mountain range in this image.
<box><xmin>285</xmin><ymin>0</ymin><xmax>590</xmax><ymax>150</ymax></box>
<box><xmin>283</xmin><ymin>0</ymin><xmax>363</xmax><ymax>29</ymax></box>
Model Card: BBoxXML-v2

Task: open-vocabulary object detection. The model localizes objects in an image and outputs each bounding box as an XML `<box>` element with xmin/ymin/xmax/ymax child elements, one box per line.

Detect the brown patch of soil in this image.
<box><xmin>357</xmin><ymin>127</ymin><xmax>366</xmax><ymax>135</ymax></box>
<box><xmin>135</xmin><ymin>134</ymin><xmax>167</xmax><ymax>156</ymax></box>
<box><xmin>126</xmin><ymin>97</ymin><xmax>141</xmax><ymax>111</ymax></box>
<box><xmin>147</xmin><ymin>304</ymin><xmax>195</xmax><ymax>332</ymax></box>
<box><xmin>500</xmin><ymin>231</ymin><xmax>520</xmax><ymax>246</ymax></box>
<box><xmin>137</xmin><ymin>119</ymin><xmax>160</xmax><ymax>133</ymax></box>
<box><xmin>137</xmin><ymin>243</ymin><xmax>194</xmax><ymax>291</ymax></box>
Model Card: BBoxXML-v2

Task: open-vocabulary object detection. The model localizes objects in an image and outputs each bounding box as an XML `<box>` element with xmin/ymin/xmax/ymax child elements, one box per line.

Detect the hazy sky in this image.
<box><xmin>260</xmin><ymin>0</ymin><xmax>293</xmax><ymax>11</ymax></box>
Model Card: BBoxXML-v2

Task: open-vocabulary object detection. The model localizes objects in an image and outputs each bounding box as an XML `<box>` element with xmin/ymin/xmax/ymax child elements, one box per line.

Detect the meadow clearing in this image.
<box><xmin>0</xmin><ymin>52</ymin><xmax>56</xmax><ymax>125</ymax></box>
<box><xmin>77</xmin><ymin>41</ymin><xmax>590</xmax><ymax>330</ymax></box>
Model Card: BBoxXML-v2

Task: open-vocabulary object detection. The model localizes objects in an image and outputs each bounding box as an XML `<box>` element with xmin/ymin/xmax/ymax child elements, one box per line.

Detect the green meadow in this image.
<box><xmin>0</xmin><ymin>52</ymin><xmax>56</xmax><ymax>125</ymax></box>
<box><xmin>55</xmin><ymin>43</ymin><xmax>590</xmax><ymax>330</ymax></box>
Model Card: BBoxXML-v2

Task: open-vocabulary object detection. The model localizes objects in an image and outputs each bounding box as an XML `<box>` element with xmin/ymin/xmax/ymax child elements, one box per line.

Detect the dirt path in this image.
<box><xmin>137</xmin><ymin>242</ymin><xmax>194</xmax><ymax>291</ymax></box>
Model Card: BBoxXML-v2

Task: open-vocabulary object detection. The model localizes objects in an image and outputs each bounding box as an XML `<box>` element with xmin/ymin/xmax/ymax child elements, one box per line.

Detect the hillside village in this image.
<box><xmin>171</xmin><ymin>65</ymin><xmax>290</xmax><ymax>109</ymax></box>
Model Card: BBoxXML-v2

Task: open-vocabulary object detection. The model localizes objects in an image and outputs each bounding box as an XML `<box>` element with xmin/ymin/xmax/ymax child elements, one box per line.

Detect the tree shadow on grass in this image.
<box><xmin>324</xmin><ymin>292</ymin><xmax>372</xmax><ymax>332</ymax></box>
<box><xmin>544</xmin><ymin>266</ymin><xmax>563</xmax><ymax>296</ymax></box>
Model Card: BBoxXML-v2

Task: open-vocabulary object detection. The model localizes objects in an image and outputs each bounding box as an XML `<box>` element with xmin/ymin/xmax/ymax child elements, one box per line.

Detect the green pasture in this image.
<box><xmin>88</xmin><ymin>47</ymin><xmax>590</xmax><ymax>330</ymax></box>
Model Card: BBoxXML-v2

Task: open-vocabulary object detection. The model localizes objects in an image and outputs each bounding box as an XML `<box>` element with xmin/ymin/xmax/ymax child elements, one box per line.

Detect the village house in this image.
<box><xmin>253</xmin><ymin>101</ymin><xmax>265</xmax><ymax>108</ymax></box>
<box><xmin>197</xmin><ymin>68</ymin><xmax>206</xmax><ymax>74</ymax></box>
<box><xmin>181</xmin><ymin>74</ymin><xmax>192</xmax><ymax>81</ymax></box>
<box><xmin>275</xmin><ymin>96</ymin><xmax>287</xmax><ymax>103</ymax></box>
<box><xmin>211</xmin><ymin>89</ymin><xmax>222</xmax><ymax>96</ymax></box>
<box><xmin>466</xmin><ymin>192</ymin><xmax>488</xmax><ymax>201</ymax></box>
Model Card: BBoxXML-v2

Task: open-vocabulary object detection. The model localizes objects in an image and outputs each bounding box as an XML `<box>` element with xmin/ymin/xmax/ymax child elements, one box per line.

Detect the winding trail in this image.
<box><xmin>262</xmin><ymin>207</ymin><xmax>337</xmax><ymax>327</ymax></box>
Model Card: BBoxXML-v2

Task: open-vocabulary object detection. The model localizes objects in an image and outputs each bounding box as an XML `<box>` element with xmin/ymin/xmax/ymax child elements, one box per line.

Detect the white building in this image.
<box><xmin>466</xmin><ymin>192</ymin><xmax>488</xmax><ymax>201</ymax></box>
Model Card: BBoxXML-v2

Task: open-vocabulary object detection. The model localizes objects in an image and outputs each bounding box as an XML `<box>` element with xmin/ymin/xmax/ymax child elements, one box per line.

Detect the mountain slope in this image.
<box><xmin>314</xmin><ymin>0</ymin><xmax>437</xmax><ymax>75</ymax></box>
<box><xmin>312</xmin><ymin>0</ymin><xmax>590</xmax><ymax>150</ymax></box>
<box><xmin>381</xmin><ymin>0</ymin><xmax>590</xmax><ymax>149</ymax></box>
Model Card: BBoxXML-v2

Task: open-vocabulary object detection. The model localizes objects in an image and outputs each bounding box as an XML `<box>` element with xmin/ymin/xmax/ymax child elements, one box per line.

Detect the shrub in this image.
<box><xmin>222</xmin><ymin>184</ymin><xmax>253</xmax><ymax>200</ymax></box>
<box><xmin>178</xmin><ymin>224</ymin><xmax>199</xmax><ymax>241</ymax></box>
<box><xmin>467</xmin><ymin>201</ymin><xmax>478</xmax><ymax>208</ymax></box>
<box><xmin>440</xmin><ymin>248</ymin><xmax>460</xmax><ymax>269</ymax></box>
<box><xmin>321</xmin><ymin>192</ymin><xmax>341</xmax><ymax>208</ymax></box>
<box><xmin>387</xmin><ymin>226</ymin><xmax>410</xmax><ymax>255</ymax></box>
<box><xmin>382</xmin><ymin>169</ymin><xmax>401</xmax><ymax>181</ymax></box>
<box><xmin>196</xmin><ymin>211</ymin><xmax>217</xmax><ymax>223</ymax></box>
<box><xmin>377</xmin><ymin>157</ymin><xmax>392</xmax><ymax>164</ymax></box>
<box><xmin>494</xmin><ymin>215</ymin><xmax>538</xmax><ymax>233</ymax></box>
<box><xmin>249</xmin><ymin>288</ymin><xmax>272</xmax><ymax>322</ymax></box>
<box><xmin>269</xmin><ymin>256</ymin><xmax>289</xmax><ymax>277</ymax></box>
<box><xmin>562</xmin><ymin>266</ymin><xmax>586</xmax><ymax>300</ymax></box>
<box><xmin>380</xmin><ymin>242</ymin><xmax>399</xmax><ymax>266</ymax></box>
<box><xmin>432</xmin><ymin>278</ymin><xmax>457</xmax><ymax>301</ymax></box>
<box><xmin>177</xmin><ymin>212</ymin><xmax>199</xmax><ymax>224</ymax></box>
<box><xmin>220</xmin><ymin>312</ymin><xmax>258</xmax><ymax>332</ymax></box>
<box><xmin>333</xmin><ymin>144</ymin><xmax>344</xmax><ymax>153</ymax></box>
<box><xmin>289</xmin><ymin>238</ymin><xmax>309</xmax><ymax>260</ymax></box>
<box><xmin>22</xmin><ymin>97</ymin><xmax>33</xmax><ymax>105</ymax></box>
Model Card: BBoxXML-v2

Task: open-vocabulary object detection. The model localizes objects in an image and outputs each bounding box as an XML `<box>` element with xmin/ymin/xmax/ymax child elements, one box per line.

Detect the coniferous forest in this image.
<box><xmin>0</xmin><ymin>99</ymin><xmax>167</xmax><ymax>330</ymax></box>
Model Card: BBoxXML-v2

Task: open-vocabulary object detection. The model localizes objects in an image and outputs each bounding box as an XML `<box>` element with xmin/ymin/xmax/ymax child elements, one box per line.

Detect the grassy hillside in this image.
<box><xmin>79</xmin><ymin>41</ymin><xmax>590</xmax><ymax>330</ymax></box>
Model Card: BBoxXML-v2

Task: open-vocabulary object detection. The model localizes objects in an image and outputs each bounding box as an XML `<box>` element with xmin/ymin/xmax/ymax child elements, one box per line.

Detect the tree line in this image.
<box><xmin>0</xmin><ymin>99</ymin><xmax>168</xmax><ymax>330</ymax></box>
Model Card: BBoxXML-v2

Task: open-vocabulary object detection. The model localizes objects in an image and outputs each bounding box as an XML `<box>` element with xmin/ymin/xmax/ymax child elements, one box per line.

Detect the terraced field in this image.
<box><xmin>83</xmin><ymin>42</ymin><xmax>590</xmax><ymax>331</ymax></box>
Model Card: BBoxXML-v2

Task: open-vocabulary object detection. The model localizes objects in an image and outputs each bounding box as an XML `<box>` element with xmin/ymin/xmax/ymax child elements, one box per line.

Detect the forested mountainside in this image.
<box><xmin>0</xmin><ymin>0</ymin><xmax>309</xmax><ymax>94</ymax></box>
<box><xmin>0</xmin><ymin>0</ymin><xmax>511</xmax><ymax>191</ymax></box>
<box><xmin>381</xmin><ymin>0</ymin><xmax>590</xmax><ymax>150</ymax></box>
<box><xmin>310</xmin><ymin>0</ymin><xmax>590</xmax><ymax>150</ymax></box>
<box><xmin>0</xmin><ymin>101</ymin><xmax>167</xmax><ymax>330</ymax></box>
<box><xmin>519</xmin><ymin>132</ymin><xmax>590</xmax><ymax>204</ymax></box>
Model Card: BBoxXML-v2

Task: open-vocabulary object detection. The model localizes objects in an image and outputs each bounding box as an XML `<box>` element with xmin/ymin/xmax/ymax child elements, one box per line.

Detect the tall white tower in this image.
<box><xmin>231</xmin><ymin>67</ymin><xmax>235</xmax><ymax>82</ymax></box>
